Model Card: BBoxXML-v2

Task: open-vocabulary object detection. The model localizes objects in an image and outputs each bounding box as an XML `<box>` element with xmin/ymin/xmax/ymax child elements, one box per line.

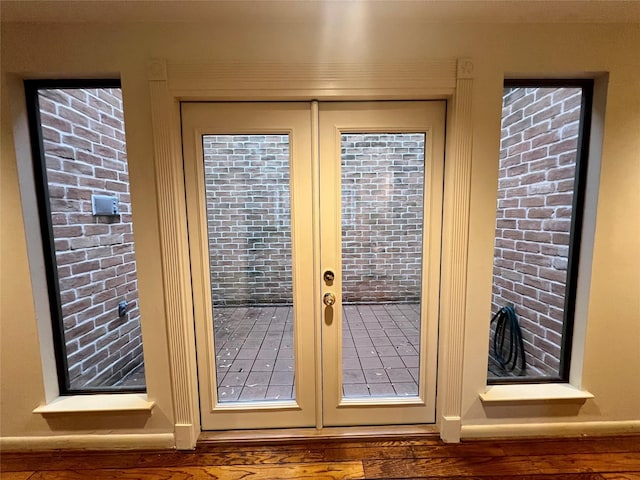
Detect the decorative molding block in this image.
<box><xmin>457</xmin><ymin>58</ymin><xmax>474</xmax><ymax>79</ymax></box>
<box><xmin>440</xmin><ymin>415</ymin><xmax>462</xmax><ymax>443</ymax></box>
<box><xmin>147</xmin><ymin>59</ymin><xmax>168</xmax><ymax>81</ymax></box>
<box><xmin>174</xmin><ymin>423</ymin><xmax>198</xmax><ymax>451</ymax></box>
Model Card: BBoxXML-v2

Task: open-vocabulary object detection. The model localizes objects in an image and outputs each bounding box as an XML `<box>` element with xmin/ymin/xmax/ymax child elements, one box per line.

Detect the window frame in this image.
<box><xmin>488</xmin><ymin>78</ymin><xmax>594</xmax><ymax>385</ymax></box>
<box><xmin>24</xmin><ymin>78</ymin><xmax>146</xmax><ymax>395</ymax></box>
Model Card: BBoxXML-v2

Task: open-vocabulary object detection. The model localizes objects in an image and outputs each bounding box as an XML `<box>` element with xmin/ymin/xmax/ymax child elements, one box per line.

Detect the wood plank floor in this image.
<box><xmin>2</xmin><ymin>434</ymin><xmax>639</xmax><ymax>479</ymax></box>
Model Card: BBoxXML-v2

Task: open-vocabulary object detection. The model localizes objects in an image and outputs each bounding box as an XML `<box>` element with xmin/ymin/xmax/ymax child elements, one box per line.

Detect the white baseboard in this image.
<box><xmin>461</xmin><ymin>420</ymin><xmax>640</xmax><ymax>439</ymax></box>
<box><xmin>0</xmin><ymin>433</ymin><xmax>175</xmax><ymax>451</ymax></box>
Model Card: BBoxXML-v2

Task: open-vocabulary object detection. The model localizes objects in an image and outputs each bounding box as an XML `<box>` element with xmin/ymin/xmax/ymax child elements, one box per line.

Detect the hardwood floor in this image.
<box><xmin>2</xmin><ymin>434</ymin><xmax>639</xmax><ymax>479</ymax></box>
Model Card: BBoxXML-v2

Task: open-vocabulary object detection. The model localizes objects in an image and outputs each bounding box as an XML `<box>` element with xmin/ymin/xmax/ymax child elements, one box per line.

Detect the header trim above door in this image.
<box><xmin>150</xmin><ymin>59</ymin><xmax>459</xmax><ymax>101</ymax></box>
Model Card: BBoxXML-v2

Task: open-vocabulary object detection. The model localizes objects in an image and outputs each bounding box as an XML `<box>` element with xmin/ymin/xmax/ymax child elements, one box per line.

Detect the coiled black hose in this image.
<box><xmin>491</xmin><ymin>305</ymin><xmax>526</xmax><ymax>373</ymax></box>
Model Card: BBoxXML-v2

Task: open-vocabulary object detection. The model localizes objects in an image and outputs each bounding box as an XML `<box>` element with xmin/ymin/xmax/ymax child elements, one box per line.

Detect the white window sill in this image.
<box><xmin>480</xmin><ymin>383</ymin><xmax>594</xmax><ymax>403</ymax></box>
<box><xmin>33</xmin><ymin>393</ymin><xmax>155</xmax><ymax>414</ymax></box>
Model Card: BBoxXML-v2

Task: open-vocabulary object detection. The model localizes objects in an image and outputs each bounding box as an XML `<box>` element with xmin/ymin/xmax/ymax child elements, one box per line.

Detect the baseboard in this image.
<box><xmin>461</xmin><ymin>420</ymin><xmax>640</xmax><ymax>439</ymax></box>
<box><xmin>0</xmin><ymin>433</ymin><xmax>175</xmax><ymax>451</ymax></box>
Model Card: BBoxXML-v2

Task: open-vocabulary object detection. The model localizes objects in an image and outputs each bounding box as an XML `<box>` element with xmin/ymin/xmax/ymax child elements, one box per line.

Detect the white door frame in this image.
<box><xmin>147</xmin><ymin>58</ymin><xmax>474</xmax><ymax>449</ymax></box>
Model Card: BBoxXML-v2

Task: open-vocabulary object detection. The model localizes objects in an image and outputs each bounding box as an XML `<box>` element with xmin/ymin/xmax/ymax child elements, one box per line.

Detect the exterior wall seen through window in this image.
<box><xmin>488</xmin><ymin>82</ymin><xmax>591</xmax><ymax>382</ymax></box>
<box><xmin>29</xmin><ymin>83</ymin><xmax>145</xmax><ymax>392</ymax></box>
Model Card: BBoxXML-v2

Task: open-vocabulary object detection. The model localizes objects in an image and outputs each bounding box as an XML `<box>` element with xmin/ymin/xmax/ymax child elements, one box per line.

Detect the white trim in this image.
<box><xmin>174</xmin><ymin>424</ymin><xmax>198</xmax><ymax>451</ymax></box>
<box><xmin>440</xmin><ymin>416</ymin><xmax>462</xmax><ymax>443</ymax></box>
<box><xmin>0</xmin><ymin>433</ymin><xmax>174</xmax><ymax>451</ymax></box>
<box><xmin>311</xmin><ymin>100</ymin><xmax>323</xmax><ymax>430</ymax></box>
<box><xmin>437</xmin><ymin>59</ymin><xmax>474</xmax><ymax>444</ymax></box>
<box><xmin>148</xmin><ymin>60</ymin><xmax>201</xmax><ymax>450</ymax></box>
<box><xmin>166</xmin><ymin>61</ymin><xmax>457</xmax><ymax>100</ymax></box>
<box><xmin>33</xmin><ymin>394</ymin><xmax>155</xmax><ymax>414</ymax></box>
<box><xmin>479</xmin><ymin>384</ymin><xmax>593</xmax><ymax>403</ymax></box>
<box><xmin>462</xmin><ymin>420</ymin><xmax>640</xmax><ymax>439</ymax></box>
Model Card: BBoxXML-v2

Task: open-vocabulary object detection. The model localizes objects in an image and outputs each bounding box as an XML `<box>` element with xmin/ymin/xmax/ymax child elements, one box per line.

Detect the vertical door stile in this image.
<box><xmin>311</xmin><ymin>100</ymin><xmax>323</xmax><ymax>430</ymax></box>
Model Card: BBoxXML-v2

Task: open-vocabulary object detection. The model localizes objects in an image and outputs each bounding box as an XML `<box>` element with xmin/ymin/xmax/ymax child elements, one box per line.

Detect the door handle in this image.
<box><xmin>323</xmin><ymin>292</ymin><xmax>336</xmax><ymax>306</ymax></box>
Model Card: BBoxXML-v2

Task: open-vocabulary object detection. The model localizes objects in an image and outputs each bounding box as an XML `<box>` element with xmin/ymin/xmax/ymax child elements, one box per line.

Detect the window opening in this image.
<box><xmin>488</xmin><ymin>79</ymin><xmax>593</xmax><ymax>383</ymax></box>
<box><xmin>25</xmin><ymin>80</ymin><xmax>146</xmax><ymax>393</ymax></box>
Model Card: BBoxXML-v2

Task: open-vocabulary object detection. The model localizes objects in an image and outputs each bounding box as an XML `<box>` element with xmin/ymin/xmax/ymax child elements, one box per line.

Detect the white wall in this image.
<box><xmin>1</xmin><ymin>10</ymin><xmax>638</xmax><ymax>442</ymax></box>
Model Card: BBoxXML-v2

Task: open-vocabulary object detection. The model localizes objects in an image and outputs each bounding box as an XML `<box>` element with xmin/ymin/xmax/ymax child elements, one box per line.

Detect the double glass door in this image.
<box><xmin>182</xmin><ymin>101</ymin><xmax>445</xmax><ymax>430</ymax></box>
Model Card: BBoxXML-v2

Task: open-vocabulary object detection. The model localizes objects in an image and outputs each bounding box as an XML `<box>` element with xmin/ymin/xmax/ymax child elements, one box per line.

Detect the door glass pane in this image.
<box><xmin>341</xmin><ymin>133</ymin><xmax>425</xmax><ymax>398</ymax></box>
<box><xmin>202</xmin><ymin>134</ymin><xmax>295</xmax><ymax>403</ymax></box>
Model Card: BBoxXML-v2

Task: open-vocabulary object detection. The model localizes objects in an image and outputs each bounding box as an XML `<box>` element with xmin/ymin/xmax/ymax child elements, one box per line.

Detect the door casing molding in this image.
<box><xmin>147</xmin><ymin>58</ymin><xmax>474</xmax><ymax>449</ymax></box>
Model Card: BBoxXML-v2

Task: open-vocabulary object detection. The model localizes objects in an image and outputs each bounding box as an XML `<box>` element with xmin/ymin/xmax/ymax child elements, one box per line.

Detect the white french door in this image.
<box><xmin>182</xmin><ymin>101</ymin><xmax>445</xmax><ymax>430</ymax></box>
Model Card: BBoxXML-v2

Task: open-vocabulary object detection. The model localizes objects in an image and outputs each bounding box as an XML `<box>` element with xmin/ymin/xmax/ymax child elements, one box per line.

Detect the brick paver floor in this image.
<box><xmin>213</xmin><ymin>303</ymin><xmax>421</xmax><ymax>402</ymax></box>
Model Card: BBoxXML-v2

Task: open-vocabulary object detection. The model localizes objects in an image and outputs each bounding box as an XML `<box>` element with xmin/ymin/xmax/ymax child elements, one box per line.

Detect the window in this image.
<box><xmin>25</xmin><ymin>80</ymin><xmax>146</xmax><ymax>393</ymax></box>
<box><xmin>488</xmin><ymin>79</ymin><xmax>593</xmax><ymax>383</ymax></box>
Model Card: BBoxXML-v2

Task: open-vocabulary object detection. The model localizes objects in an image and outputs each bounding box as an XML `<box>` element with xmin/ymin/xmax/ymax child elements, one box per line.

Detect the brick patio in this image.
<box><xmin>212</xmin><ymin>303</ymin><xmax>421</xmax><ymax>402</ymax></box>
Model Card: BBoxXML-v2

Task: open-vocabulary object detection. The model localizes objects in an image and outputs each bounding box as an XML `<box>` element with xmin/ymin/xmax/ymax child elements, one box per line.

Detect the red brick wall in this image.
<box><xmin>202</xmin><ymin>133</ymin><xmax>426</xmax><ymax>306</ymax></box>
<box><xmin>341</xmin><ymin>133</ymin><xmax>425</xmax><ymax>303</ymax></box>
<box><xmin>203</xmin><ymin>134</ymin><xmax>293</xmax><ymax>306</ymax></box>
<box><xmin>490</xmin><ymin>87</ymin><xmax>582</xmax><ymax>377</ymax></box>
<box><xmin>39</xmin><ymin>88</ymin><xmax>144</xmax><ymax>389</ymax></box>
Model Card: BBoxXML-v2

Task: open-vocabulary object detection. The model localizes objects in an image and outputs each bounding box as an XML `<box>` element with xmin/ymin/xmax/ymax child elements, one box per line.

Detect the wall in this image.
<box><xmin>1</xmin><ymin>10</ymin><xmax>638</xmax><ymax>444</ymax></box>
<box><xmin>203</xmin><ymin>134</ymin><xmax>293</xmax><ymax>305</ymax></box>
<box><xmin>341</xmin><ymin>133</ymin><xmax>424</xmax><ymax>304</ymax></box>
<box><xmin>490</xmin><ymin>87</ymin><xmax>581</xmax><ymax>377</ymax></box>
<box><xmin>203</xmin><ymin>133</ymin><xmax>425</xmax><ymax>306</ymax></box>
<box><xmin>39</xmin><ymin>88</ymin><xmax>144</xmax><ymax>389</ymax></box>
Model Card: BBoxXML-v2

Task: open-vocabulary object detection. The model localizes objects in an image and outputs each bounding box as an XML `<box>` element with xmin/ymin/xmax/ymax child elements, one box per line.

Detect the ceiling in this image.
<box><xmin>1</xmin><ymin>0</ymin><xmax>639</xmax><ymax>25</ymax></box>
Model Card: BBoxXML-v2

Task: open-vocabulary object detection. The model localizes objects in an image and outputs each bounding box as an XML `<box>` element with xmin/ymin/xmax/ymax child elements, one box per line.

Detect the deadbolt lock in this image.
<box><xmin>323</xmin><ymin>270</ymin><xmax>335</xmax><ymax>283</ymax></box>
<box><xmin>323</xmin><ymin>292</ymin><xmax>336</xmax><ymax>306</ymax></box>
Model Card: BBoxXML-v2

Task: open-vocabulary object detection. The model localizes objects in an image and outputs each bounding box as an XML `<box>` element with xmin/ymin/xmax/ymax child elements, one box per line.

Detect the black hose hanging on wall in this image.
<box><xmin>491</xmin><ymin>305</ymin><xmax>527</xmax><ymax>374</ymax></box>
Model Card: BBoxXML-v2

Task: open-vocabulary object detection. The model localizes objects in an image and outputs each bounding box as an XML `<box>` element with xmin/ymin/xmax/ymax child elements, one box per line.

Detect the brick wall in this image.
<box><xmin>203</xmin><ymin>135</ymin><xmax>293</xmax><ymax>305</ymax></box>
<box><xmin>203</xmin><ymin>133</ymin><xmax>425</xmax><ymax>305</ymax></box>
<box><xmin>490</xmin><ymin>87</ymin><xmax>582</xmax><ymax>377</ymax></box>
<box><xmin>341</xmin><ymin>133</ymin><xmax>425</xmax><ymax>303</ymax></box>
<box><xmin>40</xmin><ymin>88</ymin><xmax>144</xmax><ymax>389</ymax></box>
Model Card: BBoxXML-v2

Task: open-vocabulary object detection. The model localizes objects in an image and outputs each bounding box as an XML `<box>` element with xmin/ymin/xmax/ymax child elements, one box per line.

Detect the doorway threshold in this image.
<box><xmin>198</xmin><ymin>424</ymin><xmax>439</xmax><ymax>446</ymax></box>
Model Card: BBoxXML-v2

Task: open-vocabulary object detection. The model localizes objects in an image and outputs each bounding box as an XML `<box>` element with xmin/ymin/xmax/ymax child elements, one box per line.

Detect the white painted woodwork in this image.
<box><xmin>480</xmin><ymin>383</ymin><xmax>593</xmax><ymax>403</ymax></box>
<box><xmin>437</xmin><ymin>60</ymin><xmax>474</xmax><ymax>443</ymax></box>
<box><xmin>148</xmin><ymin>63</ymin><xmax>201</xmax><ymax>449</ymax></box>
<box><xmin>33</xmin><ymin>394</ymin><xmax>155</xmax><ymax>414</ymax></box>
